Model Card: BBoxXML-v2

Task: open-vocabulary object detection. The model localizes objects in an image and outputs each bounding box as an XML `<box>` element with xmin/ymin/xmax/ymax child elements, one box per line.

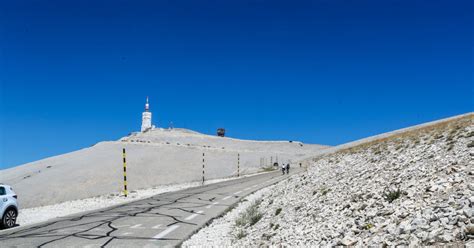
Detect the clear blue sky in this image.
<box><xmin>0</xmin><ymin>0</ymin><xmax>472</xmax><ymax>169</ymax></box>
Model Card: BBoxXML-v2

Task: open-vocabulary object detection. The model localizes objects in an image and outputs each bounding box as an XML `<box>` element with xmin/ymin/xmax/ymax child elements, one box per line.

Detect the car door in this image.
<box><xmin>0</xmin><ymin>186</ymin><xmax>6</xmax><ymax>211</ymax></box>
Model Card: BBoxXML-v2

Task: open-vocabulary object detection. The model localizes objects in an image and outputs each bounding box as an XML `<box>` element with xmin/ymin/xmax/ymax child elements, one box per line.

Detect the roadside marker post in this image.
<box><xmin>202</xmin><ymin>153</ymin><xmax>205</xmax><ymax>184</ymax></box>
<box><xmin>237</xmin><ymin>153</ymin><xmax>240</xmax><ymax>177</ymax></box>
<box><xmin>122</xmin><ymin>148</ymin><xmax>128</xmax><ymax>197</ymax></box>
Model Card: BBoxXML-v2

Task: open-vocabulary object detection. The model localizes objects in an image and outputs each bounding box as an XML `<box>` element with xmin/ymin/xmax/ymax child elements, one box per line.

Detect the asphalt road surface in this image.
<box><xmin>0</xmin><ymin>169</ymin><xmax>296</xmax><ymax>247</ymax></box>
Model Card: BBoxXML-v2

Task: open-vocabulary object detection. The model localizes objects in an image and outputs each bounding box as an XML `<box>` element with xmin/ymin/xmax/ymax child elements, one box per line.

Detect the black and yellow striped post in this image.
<box><xmin>237</xmin><ymin>153</ymin><xmax>240</xmax><ymax>177</ymax></box>
<box><xmin>122</xmin><ymin>148</ymin><xmax>128</xmax><ymax>197</ymax></box>
<box><xmin>202</xmin><ymin>153</ymin><xmax>205</xmax><ymax>184</ymax></box>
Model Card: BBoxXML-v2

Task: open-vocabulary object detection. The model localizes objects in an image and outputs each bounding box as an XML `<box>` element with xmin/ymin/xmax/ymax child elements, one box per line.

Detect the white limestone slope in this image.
<box><xmin>185</xmin><ymin>113</ymin><xmax>473</xmax><ymax>247</ymax></box>
<box><xmin>0</xmin><ymin>128</ymin><xmax>327</xmax><ymax>208</ymax></box>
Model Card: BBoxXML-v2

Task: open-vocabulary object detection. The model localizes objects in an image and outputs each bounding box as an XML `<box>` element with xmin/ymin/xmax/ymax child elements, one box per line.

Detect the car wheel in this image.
<box><xmin>2</xmin><ymin>209</ymin><xmax>17</xmax><ymax>228</ymax></box>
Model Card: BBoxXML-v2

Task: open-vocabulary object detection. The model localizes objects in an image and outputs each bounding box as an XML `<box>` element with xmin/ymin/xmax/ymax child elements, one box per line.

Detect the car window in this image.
<box><xmin>0</xmin><ymin>186</ymin><xmax>5</xmax><ymax>196</ymax></box>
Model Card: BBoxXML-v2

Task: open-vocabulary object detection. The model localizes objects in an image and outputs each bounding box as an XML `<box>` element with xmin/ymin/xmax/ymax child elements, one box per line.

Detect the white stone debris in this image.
<box><xmin>185</xmin><ymin>114</ymin><xmax>474</xmax><ymax>247</ymax></box>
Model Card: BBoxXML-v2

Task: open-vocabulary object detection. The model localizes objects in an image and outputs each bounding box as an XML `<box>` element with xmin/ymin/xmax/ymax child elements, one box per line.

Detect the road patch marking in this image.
<box><xmin>153</xmin><ymin>225</ymin><xmax>180</xmax><ymax>240</ymax></box>
<box><xmin>185</xmin><ymin>211</ymin><xmax>204</xmax><ymax>221</ymax></box>
<box><xmin>222</xmin><ymin>196</ymin><xmax>232</xmax><ymax>200</ymax></box>
<box><xmin>130</xmin><ymin>224</ymin><xmax>146</xmax><ymax>229</ymax></box>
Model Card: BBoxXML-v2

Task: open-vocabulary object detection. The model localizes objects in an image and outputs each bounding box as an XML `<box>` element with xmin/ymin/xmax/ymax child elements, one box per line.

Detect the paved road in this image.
<box><xmin>0</xmin><ymin>170</ymin><xmax>295</xmax><ymax>247</ymax></box>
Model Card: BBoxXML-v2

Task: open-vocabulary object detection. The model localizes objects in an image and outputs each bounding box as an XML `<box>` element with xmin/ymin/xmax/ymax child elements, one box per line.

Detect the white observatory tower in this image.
<box><xmin>141</xmin><ymin>97</ymin><xmax>152</xmax><ymax>132</ymax></box>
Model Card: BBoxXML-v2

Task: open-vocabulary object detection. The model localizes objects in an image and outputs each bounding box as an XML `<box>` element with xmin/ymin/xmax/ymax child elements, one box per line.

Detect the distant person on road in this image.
<box><xmin>281</xmin><ymin>163</ymin><xmax>286</xmax><ymax>175</ymax></box>
<box><xmin>286</xmin><ymin>163</ymin><xmax>290</xmax><ymax>174</ymax></box>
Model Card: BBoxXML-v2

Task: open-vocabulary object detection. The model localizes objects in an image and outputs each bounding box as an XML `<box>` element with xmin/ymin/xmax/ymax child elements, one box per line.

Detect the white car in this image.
<box><xmin>0</xmin><ymin>184</ymin><xmax>18</xmax><ymax>229</ymax></box>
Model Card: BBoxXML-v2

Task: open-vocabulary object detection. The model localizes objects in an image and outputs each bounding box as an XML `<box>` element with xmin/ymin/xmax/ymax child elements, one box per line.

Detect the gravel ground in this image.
<box><xmin>184</xmin><ymin>114</ymin><xmax>474</xmax><ymax>247</ymax></box>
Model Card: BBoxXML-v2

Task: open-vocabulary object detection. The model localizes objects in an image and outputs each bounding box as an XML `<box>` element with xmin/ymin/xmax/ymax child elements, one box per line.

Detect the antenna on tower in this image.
<box><xmin>145</xmin><ymin>96</ymin><xmax>150</xmax><ymax>111</ymax></box>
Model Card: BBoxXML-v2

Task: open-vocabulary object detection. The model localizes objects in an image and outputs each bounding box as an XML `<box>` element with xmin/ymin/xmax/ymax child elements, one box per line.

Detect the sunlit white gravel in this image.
<box><xmin>183</xmin><ymin>185</ymin><xmax>275</xmax><ymax>247</ymax></box>
<box><xmin>183</xmin><ymin>114</ymin><xmax>474</xmax><ymax>247</ymax></box>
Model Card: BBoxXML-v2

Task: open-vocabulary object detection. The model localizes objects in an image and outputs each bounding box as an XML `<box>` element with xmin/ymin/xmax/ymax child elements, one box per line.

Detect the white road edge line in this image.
<box><xmin>153</xmin><ymin>225</ymin><xmax>180</xmax><ymax>240</ymax></box>
<box><xmin>185</xmin><ymin>211</ymin><xmax>204</xmax><ymax>221</ymax></box>
<box><xmin>152</xmin><ymin>224</ymin><xmax>162</xmax><ymax>229</ymax></box>
<box><xmin>222</xmin><ymin>196</ymin><xmax>232</xmax><ymax>200</ymax></box>
<box><xmin>234</xmin><ymin>191</ymin><xmax>242</xmax><ymax>195</ymax></box>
